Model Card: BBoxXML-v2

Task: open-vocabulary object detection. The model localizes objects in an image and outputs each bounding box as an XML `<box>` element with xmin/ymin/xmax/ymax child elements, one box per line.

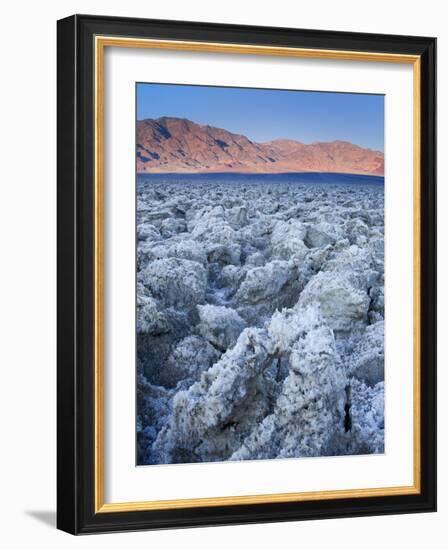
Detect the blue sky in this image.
<box><xmin>137</xmin><ymin>83</ymin><xmax>384</xmax><ymax>151</ymax></box>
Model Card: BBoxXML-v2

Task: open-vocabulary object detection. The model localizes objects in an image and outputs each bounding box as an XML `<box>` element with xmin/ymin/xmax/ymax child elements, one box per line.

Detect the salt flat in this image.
<box><xmin>136</xmin><ymin>173</ymin><xmax>384</xmax><ymax>465</ymax></box>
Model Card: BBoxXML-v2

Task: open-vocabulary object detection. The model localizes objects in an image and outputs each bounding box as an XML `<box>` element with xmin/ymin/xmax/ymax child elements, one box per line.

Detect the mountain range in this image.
<box><xmin>136</xmin><ymin>117</ymin><xmax>384</xmax><ymax>176</ymax></box>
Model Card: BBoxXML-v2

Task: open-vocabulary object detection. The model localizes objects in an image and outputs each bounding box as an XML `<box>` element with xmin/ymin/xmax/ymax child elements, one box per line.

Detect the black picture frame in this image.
<box><xmin>57</xmin><ymin>14</ymin><xmax>436</xmax><ymax>535</ymax></box>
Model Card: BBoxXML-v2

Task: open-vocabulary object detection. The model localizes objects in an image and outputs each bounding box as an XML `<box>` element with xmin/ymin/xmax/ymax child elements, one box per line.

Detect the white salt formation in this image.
<box><xmin>136</xmin><ymin>176</ymin><xmax>385</xmax><ymax>464</ymax></box>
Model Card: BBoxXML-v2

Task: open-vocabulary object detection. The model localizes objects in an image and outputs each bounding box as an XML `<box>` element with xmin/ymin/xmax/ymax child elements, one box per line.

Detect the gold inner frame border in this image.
<box><xmin>94</xmin><ymin>35</ymin><xmax>421</xmax><ymax>513</ymax></box>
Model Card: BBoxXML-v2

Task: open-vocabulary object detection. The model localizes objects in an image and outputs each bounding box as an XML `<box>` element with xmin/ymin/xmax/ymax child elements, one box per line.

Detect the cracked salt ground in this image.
<box><xmin>136</xmin><ymin>174</ymin><xmax>385</xmax><ymax>465</ymax></box>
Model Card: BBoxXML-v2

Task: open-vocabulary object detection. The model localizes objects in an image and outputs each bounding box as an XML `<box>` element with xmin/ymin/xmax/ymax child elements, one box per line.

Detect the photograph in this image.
<box><xmin>135</xmin><ymin>83</ymin><xmax>386</xmax><ymax>466</ymax></box>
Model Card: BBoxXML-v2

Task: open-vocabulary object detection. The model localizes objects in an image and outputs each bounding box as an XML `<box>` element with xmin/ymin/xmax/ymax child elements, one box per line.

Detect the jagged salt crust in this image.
<box><xmin>136</xmin><ymin>177</ymin><xmax>384</xmax><ymax>464</ymax></box>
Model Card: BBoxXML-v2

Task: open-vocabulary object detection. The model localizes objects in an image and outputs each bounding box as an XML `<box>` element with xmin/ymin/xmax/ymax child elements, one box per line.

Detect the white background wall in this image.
<box><xmin>0</xmin><ymin>0</ymin><xmax>444</xmax><ymax>547</ymax></box>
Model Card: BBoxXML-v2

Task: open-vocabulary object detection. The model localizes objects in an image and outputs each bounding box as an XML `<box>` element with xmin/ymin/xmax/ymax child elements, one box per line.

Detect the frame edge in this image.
<box><xmin>57</xmin><ymin>14</ymin><xmax>79</xmax><ymax>535</ymax></box>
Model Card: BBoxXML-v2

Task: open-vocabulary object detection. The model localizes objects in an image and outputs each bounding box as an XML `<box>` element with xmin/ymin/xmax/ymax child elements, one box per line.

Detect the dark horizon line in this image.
<box><xmin>136</xmin><ymin>170</ymin><xmax>384</xmax><ymax>179</ymax></box>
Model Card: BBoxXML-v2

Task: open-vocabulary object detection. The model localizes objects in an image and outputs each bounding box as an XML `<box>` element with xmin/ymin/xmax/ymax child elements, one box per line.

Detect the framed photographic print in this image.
<box><xmin>57</xmin><ymin>14</ymin><xmax>436</xmax><ymax>534</ymax></box>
